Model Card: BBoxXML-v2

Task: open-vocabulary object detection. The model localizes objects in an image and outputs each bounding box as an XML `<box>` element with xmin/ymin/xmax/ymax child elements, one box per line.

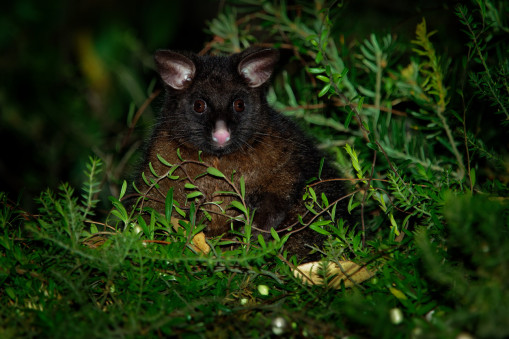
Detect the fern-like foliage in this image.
<box><xmin>387</xmin><ymin>171</ymin><xmax>432</xmax><ymax>218</ymax></box>
<box><xmin>35</xmin><ymin>183</ymin><xmax>84</xmax><ymax>247</ymax></box>
<box><xmin>411</xmin><ymin>18</ymin><xmax>465</xmax><ymax>178</ymax></box>
<box><xmin>81</xmin><ymin>156</ymin><xmax>103</xmax><ymax>220</ymax></box>
<box><xmin>33</xmin><ymin>156</ymin><xmax>104</xmax><ymax>247</ymax></box>
<box><xmin>456</xmin><ymin>3</ymin><xmax>509</xmax><ymax>121</ymax></box>
<box><xmin>411</xmin><ymin>19</ymin><xmax>448</xmax><ymax>110</ymax></box>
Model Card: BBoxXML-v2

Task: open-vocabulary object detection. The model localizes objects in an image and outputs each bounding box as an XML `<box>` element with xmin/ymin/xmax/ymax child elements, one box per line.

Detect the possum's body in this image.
<box><xmin>134</xmin><ymin>48</ymin><xmax>349</xmax><ymax>260</ymax></box>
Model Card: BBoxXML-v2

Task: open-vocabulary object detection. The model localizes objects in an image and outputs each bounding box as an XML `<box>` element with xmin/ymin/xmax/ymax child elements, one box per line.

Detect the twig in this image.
<box><xmin>121</xmin><ymin>89</ymin><xmax>161</xmax><ymax>149</ymax></box>
<box><xmin>279</xmin><ymin>98</ymin><xmax>408</xmax><ymax>117</ymax></box>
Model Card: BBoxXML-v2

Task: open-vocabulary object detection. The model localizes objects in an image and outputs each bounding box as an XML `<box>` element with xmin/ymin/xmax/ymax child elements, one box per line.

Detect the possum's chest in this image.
<box><xmin>138</xmin><ymin>137</ymin><xmax>297</xmax><ymax>235</ymax></box>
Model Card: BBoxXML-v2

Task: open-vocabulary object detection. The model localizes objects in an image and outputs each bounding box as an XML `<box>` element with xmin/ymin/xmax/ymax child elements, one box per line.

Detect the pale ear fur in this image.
<box><xmin>154</xmin><ymin>50</ymin><xmax>196</xmax><ymax>90</ymax></box>
<box><xmin>238</xmin><ymin>49</ymin><xmax>279</xmax><ymax>88</ymax></box>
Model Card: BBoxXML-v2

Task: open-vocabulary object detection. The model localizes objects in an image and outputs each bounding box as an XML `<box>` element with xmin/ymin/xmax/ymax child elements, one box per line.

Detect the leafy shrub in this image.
<box><xmin>1</xmin><ymin>0</ymin><xmax>508</xmax><ymax>337</ymax></box>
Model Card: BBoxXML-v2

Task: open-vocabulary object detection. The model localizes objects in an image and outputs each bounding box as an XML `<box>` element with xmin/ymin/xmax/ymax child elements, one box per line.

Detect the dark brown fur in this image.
<box><xmin>133</xmin><ymin>48</ymin><xmax>349</xmax><ymax>260</ymax></box>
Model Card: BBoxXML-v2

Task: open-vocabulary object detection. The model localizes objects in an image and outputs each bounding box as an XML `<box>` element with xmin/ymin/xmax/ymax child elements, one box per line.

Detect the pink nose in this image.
<box><xmin>212</xmin><ymin>120</ymin><xmax>230</xmax><ymax>147</ymax></box>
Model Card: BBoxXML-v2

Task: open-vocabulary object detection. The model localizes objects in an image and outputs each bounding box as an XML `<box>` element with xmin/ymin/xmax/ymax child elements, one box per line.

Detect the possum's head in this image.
<box><xmin>154</xmin><ymin>48</ymin><xmax>279</xmax><ymax>156</ymax></box>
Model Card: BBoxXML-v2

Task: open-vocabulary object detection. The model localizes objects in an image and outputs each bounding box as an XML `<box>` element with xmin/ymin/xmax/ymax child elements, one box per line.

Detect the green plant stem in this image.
<box><xmin>437</xmin><ymin>106</ymin><xmax>465</xmax><ymax>179</ymax></box>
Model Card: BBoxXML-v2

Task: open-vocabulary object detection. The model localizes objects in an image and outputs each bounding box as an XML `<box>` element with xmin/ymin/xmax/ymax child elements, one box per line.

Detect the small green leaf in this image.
<box><xmin>157</xmin><ymin>154</ymin><xmax>172</xmax><ymax>167</ymax></box>
<box><xmin>207</xmin><ymin>167</ymin><xmax>225</xmax><ymax>178</ymax></box>
<box><xmin>305</xmin><ymin>203</ymin><xmax>317</xmax><ymax>214</ymax></box>
<box><xmin>344</xmin><ymin>107</ymin><xmax>355</xmax><ymax>129</ymax></box>
<box><xmin>109</xmin><ymin>196</ymin><xmax>128</xmax><ymax>221</ymax></box>
<box><xmin>308</xmin><ymin>67</ymin><xmax>325</xmax><ymax>74</ymax></box>
<box><xmin>270</xmin><ymin>228</ymin><xmax>280</xmax><ymax>242</ymax></box>
<box><xmin>258</xmin><ymin>234</ymin><xmax>266</xmax><ymax>249</ymax></box>
<box><xmin>309</xmin><ymin>224</ymin><xmax>331</xmax><ymax>236</ymax></box>
<box><xmin>230</xmin><ymin>200</ymin><xmax>247</xmax><ymax>215</ymax></box>
<box><xmin>363</xmin><ymin>59</ymin><xmax>377</xmax><ymax>72</ymax></box>
<box><xmin>111</xmin><ymin>210</ymin><xmax>126</xmax><ymax>222</ymax></box>
<box><xmin>316</xmin><ymin>75</ymin><xmax>330</xmax><ymax>82</ymax></box>
<box><xmin>320</xmin><ymin>29</ymin><xmax>329</xmax><ymax>47</ymax></box>
<box><xmin>203</xmin><ymin>209</ymin><xmax>212</xmax><ymax>221</ymax></box>
<box><xmin>347</xmin><ymin>194</ymin><xmax>360</xmax><ymax>213</ymax></box>
<box><xmin>318</xmin><ymin>83</ymin><xmax>331</xmax><ymax>97</ymax></box>
<box><xmin>184</xmin><ymin>183</ymin><xmax>198</xmax><ymax>189</ymax></box>
<box><xmin>119</xmin><ymin>180</ymin><xmax>127</xmax><ymax>200</ymax></box>
<box><xmin>174</xmin><ymin>205</ymin><xmax>186</xmax><ymax>218</ymax></box>
<box><xmin>142</xmin><ymin>172</ymin><xmax>150</xmax><ymax>186</ymax></box>
<box><xmin>308</xmin><ymin>187</ymin><xmax>317</xmax><ymax>202</ymax></box>
<box><xmin>149</xmin><ymin>162</ymin><xmax>159</xmax><ymax>177</ymax></box>
<box><xmin>168</xmin><ymin>165</ymin><xmax>180</xmax><ymax>180</ymax></box>
<box><xmin>5</xmin><ymin>287</ymin><xmax>16</xmax><ymax>300</ymax></box>
<box><xmin>239</xmin><ymin>176</ymin><xmax>246</xmax><ymax>199</ymax></box>
<box><xmin>140</xmin><ymin>214</ymin><xmax>151</xmax><ymax>237</ymax></box>
<box><xmin>315</xmin><ymin>50</ymin><xmax>323</xmax><ymax>63</ymax></box>
<box><xmin>306</xmin><ymin>34</ymin><xmax>318</xmax><ymax>42</ymax></box>
<box><xmin>332</xmin><ymin>73</ymin><xmax>343</xmax><ymax>84</ymax></box>
<box><xmin>131</xmin><ymin>182</ymin><xmax>141</xmax><ymax>194</ymax></box>
<box><xmin>362</xmin><ymin>120</ymin><xmax>370</xmax><ymax>132</ymax></box>
<box><xmin>311</xmin><ymin>219</ymin><xmax>332</xmax><ymax>227</ymax></box>
<box><xmin>297</xmin><ymin>214</ymin><xmax>304</xmax><ymax>225</ymax></box>
<box><xmin>186</xmin><ymin>191</ymin><xmax>203</xmax><ymax>199</ymax></box>
<box><xmin>357</xmin><ymin>96</ymin><xmax>365</xmax><ymax>112</ymax></box>
<box><xmin>470</xmin><ymin>168</ymin><xmax>476</xmax><ymax>188</ymax></box>
<box><xmin>321</xmin><ymin>192</ymin><xmax>329</xmax><ymax>208</ymax></box>
<box><xmin>331</xmin><ymin>202</ymin><xmax>337</xmax><ymax>221</ymax></box>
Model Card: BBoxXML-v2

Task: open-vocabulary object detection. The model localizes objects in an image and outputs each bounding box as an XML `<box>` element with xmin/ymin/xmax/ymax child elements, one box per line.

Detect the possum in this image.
<box><xmin>133</xmin><ymin>47</ymin><xmax>350</xmax><ymax>260</ymax></box>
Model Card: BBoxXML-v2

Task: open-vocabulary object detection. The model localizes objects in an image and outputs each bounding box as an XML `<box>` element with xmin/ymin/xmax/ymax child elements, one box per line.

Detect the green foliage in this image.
<box><xmin>416</xmin><ymin>194</ymin><xmax>509</xmax><ymax>338</ymax></box>
<box><xmin>456</xmin><ymin>2</ymin><xmax>509</xmax><ymax>121</ymax></box>
<box><xmin>1</xmin><ymin>0</ymin><xmax>509</xmax><ymax>337</ymax></box>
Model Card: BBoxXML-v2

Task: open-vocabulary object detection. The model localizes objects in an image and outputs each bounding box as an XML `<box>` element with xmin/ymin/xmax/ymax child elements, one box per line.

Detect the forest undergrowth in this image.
<box><xmin>1</xmin><ymin>1</ymin><xmax>508</xmax><ymax>338</ymax></box>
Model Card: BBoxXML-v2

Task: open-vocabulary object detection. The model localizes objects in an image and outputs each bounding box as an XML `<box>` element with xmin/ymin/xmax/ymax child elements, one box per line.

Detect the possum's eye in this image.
<box><xmin>193</xmin><ymin>100</ymin><xmax>207</xmax><ymax>113</ymax></box>
<box><xmin>233</xmin><ymin>99</ymin><xmax>245</xmax><ymax>113</ymax></box>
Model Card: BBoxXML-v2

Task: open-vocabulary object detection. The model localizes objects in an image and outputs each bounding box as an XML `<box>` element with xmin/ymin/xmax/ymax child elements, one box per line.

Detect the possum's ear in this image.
<box><xmin>238</xmin><ymin>48</ymin><xmax>279</xmax><ymax>88</ymax></box>
<box><xmin>154</xmin><ymin>50</ymin><xmax>196</xmax><ymax>90</ymax></box>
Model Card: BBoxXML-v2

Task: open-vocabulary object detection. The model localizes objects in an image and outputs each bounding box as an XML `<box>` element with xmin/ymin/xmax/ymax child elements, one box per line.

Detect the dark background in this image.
<box><xmin>1</xmin><ymin>0</ymin><xmax>219</xmax><ymax>210</ymax></box>
<box><xmin>0</xmin><ymin>0</ymin><xmax>465</xmax><ymax>210</ymax></box>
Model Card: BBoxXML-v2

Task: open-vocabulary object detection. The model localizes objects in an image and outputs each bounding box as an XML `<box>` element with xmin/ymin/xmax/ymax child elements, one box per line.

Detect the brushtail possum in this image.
<box><xmin>134</xmin><ymin>47</ymin><xmax>349</xmax><ymax>260</ymax></box>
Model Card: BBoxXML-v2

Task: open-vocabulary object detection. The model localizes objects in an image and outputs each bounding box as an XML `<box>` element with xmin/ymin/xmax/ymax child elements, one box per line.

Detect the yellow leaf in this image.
<box><xmin>190</xmin><ymin>231</ymin><xmax>210</xmax><ymax>254</ymax></box>
<box><xmin>293</xmin><ymin>260</ymin><xmax>375</xmax><ymax>289</ymax></box>
<box><xmin>389</xmin><ymin>287</ymin><xmax>408</xmax><ymax>300</ymax></box>
<box><xmin>171</xmin><ymin>217</ymin><xmax>210</xmax><ymax>254</ymax></box>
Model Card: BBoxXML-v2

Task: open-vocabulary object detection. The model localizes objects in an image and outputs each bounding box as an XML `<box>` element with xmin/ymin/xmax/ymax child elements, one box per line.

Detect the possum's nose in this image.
<box><xmin>212</xmin><ymin>120</ymin><xmax>230</xmax><ymax>147</ymax></box>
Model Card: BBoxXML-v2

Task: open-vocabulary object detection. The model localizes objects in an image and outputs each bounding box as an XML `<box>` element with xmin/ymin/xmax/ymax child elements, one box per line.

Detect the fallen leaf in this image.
<box><xmin>171</xmin><ymin>217</ymin><xmax>210</xmax><ymax>254</ymax></box>
<box><xmin>293</xmin><ymin>260</ymin><xmax>375</xmax><ymax>289</ymax></box>
<box><xmin>190</xmin><ymin>231</ymin><xmax>210</xmax><ymax>254</ymax></box>
<box><xmin>389</xmin><ymin>287</ymin><xmax>407</xmax><ymax>300</ymax></box>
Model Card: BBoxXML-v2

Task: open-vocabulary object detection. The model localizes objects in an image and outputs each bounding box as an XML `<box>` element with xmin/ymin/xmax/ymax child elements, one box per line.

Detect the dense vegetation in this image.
<box><xmin>1</xmin><ymin>0</ymin><xmax>508</xmax><ymax>337</ymax></box>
